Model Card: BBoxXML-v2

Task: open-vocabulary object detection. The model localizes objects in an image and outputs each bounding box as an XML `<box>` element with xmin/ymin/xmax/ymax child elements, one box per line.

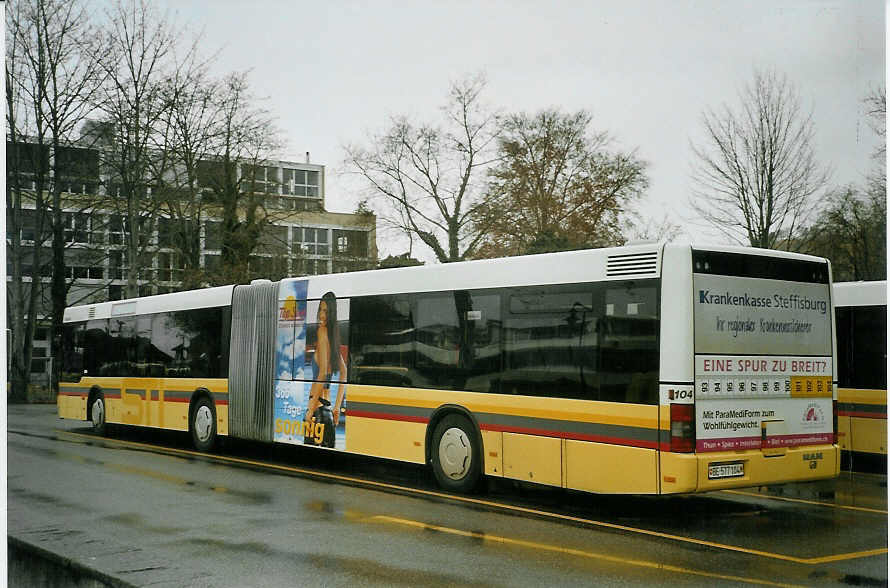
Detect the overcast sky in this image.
<box><xmin>156</xmin><ymin>0</ymin><xmax>884</xmax><ymax>258</ymax></box>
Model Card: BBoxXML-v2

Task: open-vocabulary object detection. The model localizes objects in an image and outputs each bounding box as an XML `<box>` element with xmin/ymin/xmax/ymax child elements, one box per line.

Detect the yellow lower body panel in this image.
<box><xmin>482</xmin><ymin>430</ymin><xmax>503</xmax><ymax>476</ymax></box>
<box><xmin>849</xmin><ymin>417</ymin><xmax>887</xmax><ymax>454</ymax></box>
<box><xmin>659</xmin><ymin>444</ymin><xmax>839</xmax><ymax>494</ymax></box>
<box><xmin>346</xmin><ymin>416</ymin><xmax>426</xmax><ymax>464</ymax></box>
<box><xmin>565</xmin><ymin>440</ymin><xmax>657</xmax><ymax>494</ymax></box>
<box><xmin>502</xmin><ymin>433</ymin><xmax>561</xmax><ymax>486</ymax></box>
<box><xmin>58</xmin><ymin>394</ymin><xmax>87</xmax><ymax>420</ymax></box>
<box><xmin>57</xmin><ymin>378</ymin><xmax>229</xmax><ymax>436</ymax></box>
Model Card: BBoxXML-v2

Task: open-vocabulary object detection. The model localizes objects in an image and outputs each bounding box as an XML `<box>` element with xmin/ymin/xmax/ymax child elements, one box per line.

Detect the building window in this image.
<box><xmin>55</xmin><ymin>146</ymin><xmax>99</xmax><ymax>195</ymax></box>
<box><xmin>204</xmin><ymin>221</ymin><xmax>222</xmax><ymax>250</ymax></box>
<box><xmin>109</xmin><ymin>251</ymin><xmax>125</xmax><ymax>280</ymax></box>
<box><xmin>66</xmin><ymin>248</ymin><xmax>101</xmax><ymax>279</ymax></box>
<box><xmin>282</xmin><ymin>168</ymin><xmax>320</xmax><ymax>198</ymax></box>
<box><xmin>293</xmin><ymin>228</ymin><xmax>328</xmax><ymax>255</ymax></box>
<box><xmin>109</xmin><ymin>215</ymin><xmax>125</xmax><ymax>245</ymax></box>
<box><xmin>333</xmin><ymin>230</ymin><xmax>368</xmax><ymax>257</ymax></box>
<box><xmin>158</xmin><ymin>217</ymin><xmax>174</xmax><ymax>248</ymax></box>
<box><xmin>292</xmin><ymin>257</ymin><xmax>325</xmax><ymax>276</ymax></box>
<box><xmin>243</xmin><ymin>164</ymin><xmax>280</xmax><ymax>194</ymax></box>
<box><xmin>62</xmin><ymin>212</ymin><xmax>89</xmax><ymax>244</ymax></box>
<box><xmin>204</xmin><ymin>254</ymin><xmax>220</xmax><ymax>273</ymax></box>
<box><xmin>258</xmin><ymin>224</ymin><xmax>289</xmax><ymax>255</ymax></box>
<box><xmin>158</xmin><ymin>252</ymin><xmax>184</xmax><ymax>282</ymax></box>
<box><xmin>19</xmin><ymin>209</ymin><xmax>41</xmax><ymax>242</ymax></box>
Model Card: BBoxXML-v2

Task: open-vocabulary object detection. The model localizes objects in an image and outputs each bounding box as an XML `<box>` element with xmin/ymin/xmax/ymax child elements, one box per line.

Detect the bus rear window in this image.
<box><xmin>692</xmin><ymin>250</ymin><xmax>829</xmax><ymax>284</ymax></box>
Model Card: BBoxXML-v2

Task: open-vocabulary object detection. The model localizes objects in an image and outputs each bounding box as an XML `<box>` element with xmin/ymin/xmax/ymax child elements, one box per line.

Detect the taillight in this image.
<box><xmin>832</xmin><ymin>399</ymin><xmax>838</xmax><ymax>445</ymax></box>
<box><xmin>670</xmin><ymin>403</ymin><xmax>695</xmax><ymax>453</ymax></box>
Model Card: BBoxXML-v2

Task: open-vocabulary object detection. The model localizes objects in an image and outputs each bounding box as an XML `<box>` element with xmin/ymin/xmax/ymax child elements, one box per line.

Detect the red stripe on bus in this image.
<box><xmin>347</xmin><ymin>410</ymin><xmax>429</xmax><ymax>424</ymax></box>
<box><xmin>57</xmin><ymin>391</ymin><xmax>228</xmax><ymax>406</ymax></box>
<box><xmin>480</xmin><ymin>423</ymin><xmax>659</xmax><ymax>450</ymax></box>
<box><xmin>159</xmin><ymin>398</ymin><xmax>229</xmax><ymax>406</ymax></box>
<box><xmin>838</xmin><ymin>410</ymin><xmax>886</xmax><ymax>419</ymax></box>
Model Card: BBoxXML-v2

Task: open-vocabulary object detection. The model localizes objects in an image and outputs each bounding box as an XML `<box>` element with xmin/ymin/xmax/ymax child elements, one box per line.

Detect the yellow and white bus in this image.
<box><xmin>834</xmin><ymin>280</ymin><xmax>887</xmax><ymax>466</ymax></box>
<box><xmin>59</xmin><ymin>243</ymin><xmax>839</xmax><ymax>494</ymax></box>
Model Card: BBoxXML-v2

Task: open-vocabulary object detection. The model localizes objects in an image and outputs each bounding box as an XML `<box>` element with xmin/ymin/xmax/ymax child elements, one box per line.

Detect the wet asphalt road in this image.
<box><xmin>7</xmin><ymin>404</ymin><xmax>888</xmax><ymax>587</ymax></box>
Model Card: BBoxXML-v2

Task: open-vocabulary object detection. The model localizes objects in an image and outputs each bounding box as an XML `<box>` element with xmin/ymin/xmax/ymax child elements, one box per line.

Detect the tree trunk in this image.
<box><xmin>50</xmin><ymin>142</ymin><xmax>67</xmax><ymax>394</ymax></box>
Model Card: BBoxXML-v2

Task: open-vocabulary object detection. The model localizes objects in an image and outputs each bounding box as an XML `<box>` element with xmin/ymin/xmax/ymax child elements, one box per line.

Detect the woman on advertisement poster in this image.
<box><xmin>304</xmin><ymin>291</ymin><xmax>346</xmax><ymax>448</ymax></box>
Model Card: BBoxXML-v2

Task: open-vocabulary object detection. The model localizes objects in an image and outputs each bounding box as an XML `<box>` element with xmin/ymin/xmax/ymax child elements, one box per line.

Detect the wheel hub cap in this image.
<box><xmin>195</xmin><ymin>406</ymin><xmax>213</xmax><ymax>442</ymax></box>
<box><xmin>92</xmin><ymin>399</ymin><xmax>104</xmax><ymax>426</ymax></box>
<box><xmin>438</xmin><ymin>427</ymin><xmax>471</xmax><ymax>479</ymax></box>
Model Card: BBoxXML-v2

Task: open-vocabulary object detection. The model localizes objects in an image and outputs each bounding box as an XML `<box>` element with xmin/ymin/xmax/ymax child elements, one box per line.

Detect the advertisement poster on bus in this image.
<box><xmin>273</xmin><ymin>279</ymin><xmax>349</xmax><ymax>451</ymax></box>
<box><xmin>693</xmin><ymin>274</ymin><xmax>833</xmax><ymax>451</ymax></box>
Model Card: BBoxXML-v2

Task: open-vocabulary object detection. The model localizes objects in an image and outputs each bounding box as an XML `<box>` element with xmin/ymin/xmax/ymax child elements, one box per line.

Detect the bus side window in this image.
<box><xmin>836</xmin><ymin>307</ymin><xmax>852</xmax><ymax>388</ymax></box>
<box><xmin>503</xmin><ymin>285</ymin><xmax>600</xmax><ymax>400</ymax></box>
<box><xmin>852</xmin><ymin>305</ymin><xmax>887</xmax><ymax>390</ymax></box>
<box><xmin>350</xmin><ymin>294</ymin><xmax>416</xmax><ymax>387</ymax></box>
<box><xmin>601</xmin><ymin>282</ymin><xmax>659</xmax><ymax>404</ymax></box>
<box><xmin>61</xmin><ymin>323</ymin><xmax>85</xmax><ymax>381</ymax></box>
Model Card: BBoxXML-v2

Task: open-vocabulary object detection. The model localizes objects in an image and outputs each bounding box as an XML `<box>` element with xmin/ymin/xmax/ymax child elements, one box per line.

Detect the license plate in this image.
<box><xmin>708</xmin><ymin>462</ymin><xmax>744</xmax><ymax>480</ymax></box>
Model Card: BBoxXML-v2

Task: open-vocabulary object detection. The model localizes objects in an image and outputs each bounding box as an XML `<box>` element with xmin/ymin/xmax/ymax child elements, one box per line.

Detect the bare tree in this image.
<box><xmin>149</xmin><ymin>53</ymin><xmax>218</xmax><ymax>289</ymax></box>
<box><xmin>805</xmin><ymin>184</ymin><xmax>886</xmax><ymax>281</ymax></box>
<box><xmin>690</xmin><ymin>70</ymin><xmax>830</xmax><ymax>250</ymax></box>
<box><xmin>628</xmin><ymin>211</ymin><xmax>683</xmax><ymax>243</ymax></box>
<box><xmin>864</xmin><ymin>85</ymin><xmax>885</xmax><ymax>161</ymax></box>
<box><xmin>6</xmin><ymin>0</ymin><xmax>51</xmax><ymax>402</ymax></box>
<box><xmin>196</xmin><ymin>72</ymin><xmax>282</xmax><ymax>286</ymax></box>
<box><xmin>95</xmin><ymin>0</ymin><xmax>184</xmax><ymax>297</ymax></box>
<box><xmin>345</xmin><ymin>74</ymin><xmax>500</xmax><ymax>263</ymax></box>
<box><xmin>803</xmin><ymin>85</ymin><xmax>886</xmax><ymax>281</ymax></box>
<box><xmin>473</xmin><ymin>109</ymin><xmax>648</xmax><ymax>258</ymax></box>
<box><xmin>28</xmin><ymin>0</ymin><xmax>106</xmax><ymax>392</ymax></box>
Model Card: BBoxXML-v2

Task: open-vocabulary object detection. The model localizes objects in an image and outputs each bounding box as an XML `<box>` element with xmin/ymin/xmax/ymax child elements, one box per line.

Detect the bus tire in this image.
<box><xmin>431</xmin><ymin>414</ymin><xmax>481</xmax><ymax>493</ymax></box>
<box><xmin>89</xmin><ymin>391</ymin><xmax>106</xmax><ymax>436</ymax></box>
<box><xmin>190</xmin><ymin>396</ymin><xmax>217</xmax><ymax>452</ymax></box>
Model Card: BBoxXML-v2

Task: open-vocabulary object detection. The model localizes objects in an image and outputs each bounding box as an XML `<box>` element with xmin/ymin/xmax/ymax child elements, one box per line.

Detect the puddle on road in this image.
<box><xmin>10</xmin><ymin>439</ymin><xmax>273</xmax><ymax>506</ymax></box>
<box><xmin>8</xmin><ymin>486</ymin><xmax>79</xmax><ymax>510</ymax></box>
<box><xmin>308</xmin><ymin>552</ymin><xmax>500</xmax><ymax>587</ymax></box>
<box><xmin>103</xmin><ymin>513</ymin><xmax>185</xmax><ymax>536</ymax></box>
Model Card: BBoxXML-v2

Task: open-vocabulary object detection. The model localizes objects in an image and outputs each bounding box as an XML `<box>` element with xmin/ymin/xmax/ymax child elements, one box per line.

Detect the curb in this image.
<box><xmin>8</xmin><ymin>535</ymin><xmax>135</xmax><ymax>588</ymax></box>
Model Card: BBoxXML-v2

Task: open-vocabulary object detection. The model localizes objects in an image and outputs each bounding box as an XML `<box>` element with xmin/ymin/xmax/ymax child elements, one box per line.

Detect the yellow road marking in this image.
<box><xmin>368</xmin><ymin>515</ymin><xmax>801</xmax><ymax>588</ymax></box>
<box><xmin>721</xmin><ymin>489</ymin><xmax>888</xmax><ymax>515</ymax></box>
<box><xmin>56</xmin><ymin>429</ymin><xmax>887</xmax><ymax>566</ymax></box>
<box><xmin>802</xmin><ymin>548</ymin><xmax>890</xmax><ymax>565</ymax></box>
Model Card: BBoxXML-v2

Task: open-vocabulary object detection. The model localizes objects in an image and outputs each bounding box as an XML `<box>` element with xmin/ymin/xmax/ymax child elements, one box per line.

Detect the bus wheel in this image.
<box><xmin>190</xmin><ymin>397</ymin><xmax>217</xmax><ymax>452</ymax></box>
<box><xmin>89</xmin><ymin>392</ymin><xmax>106</xmax><ymax>436</ymax></box>
<box><xmin>431</xmin><ymin>414</ymin><xmax>481</xmax><ymax>493</ymax></box>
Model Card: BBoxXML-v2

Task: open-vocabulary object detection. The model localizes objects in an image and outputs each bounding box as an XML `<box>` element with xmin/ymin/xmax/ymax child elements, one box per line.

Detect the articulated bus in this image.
<box><xmin>834</xmin><ymin>281</ymin><xmax>887</xmax><ymax>469</ymax></box>
<box><xmin>58</xmin><ymin>244</ymin><xmax>839</xmax><ymax>494</ymax></box>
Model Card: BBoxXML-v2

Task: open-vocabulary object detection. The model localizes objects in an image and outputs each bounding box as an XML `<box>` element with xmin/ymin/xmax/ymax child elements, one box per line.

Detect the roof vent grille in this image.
<box><xmin>88</xmin><ymin>306</ymin><xmax>96</xmax><ymax>319</ymax></box>
<box><xmin>606</xmin><ymin>251</ymin><xmax>659</xmax><ymax>276</ymax></box>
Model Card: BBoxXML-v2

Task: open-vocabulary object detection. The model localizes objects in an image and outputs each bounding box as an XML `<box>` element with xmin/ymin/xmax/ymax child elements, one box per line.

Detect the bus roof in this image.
<box><xmin>63</xmin><ymin>285</ymin><xmax>234</xmax><ymax>323</ymax></box>
<box><xmin>288</xmin><ymin>243</ymin><xmax>829</xmax><ymax>300</ymax></box>
<box><xmin>63</xmin><ymin>243</ymin><xmax>832</xmax><ymax>319</ymax></box>
<box><xmin>833</xmin><ymin>280</ymin><xmax>887</xmax><ymax>307</ymax></box>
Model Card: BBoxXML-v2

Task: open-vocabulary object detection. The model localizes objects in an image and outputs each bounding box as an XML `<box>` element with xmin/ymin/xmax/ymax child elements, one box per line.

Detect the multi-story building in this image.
<box><xmin>7</xmin><ymin>140</ymin><xmax>377</xmax><ymax>390</ymax></box>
